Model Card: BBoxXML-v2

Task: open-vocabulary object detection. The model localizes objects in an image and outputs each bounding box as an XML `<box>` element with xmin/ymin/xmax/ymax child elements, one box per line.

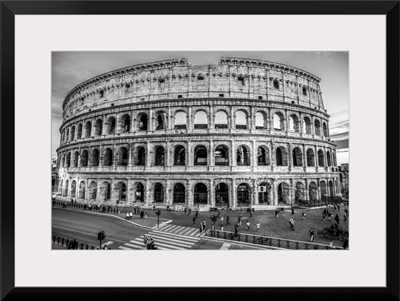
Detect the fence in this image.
<box><xmin>52</xmin><ymin>235</ymin><xmax>109</xmax><ymax>250</ymax></box>
<box><xmin>206</xmin><ymin>229</ymin><xmax>341</xmax><ymax>250</ymax></box>
<box><xmin>297</xmin><ymin>196</ymin><xmax>345</xmax><ymax>208</ymax></box>
<box><xmin>52</xmin><ymin>200</ymin><xmax>121</xmax><ymax>214</ymax></box>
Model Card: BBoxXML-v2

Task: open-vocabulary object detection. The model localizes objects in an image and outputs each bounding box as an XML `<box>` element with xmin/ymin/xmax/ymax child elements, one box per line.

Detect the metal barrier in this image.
<box><xmin>52</xmin><ymin>235</ymin><xmax>108</xmax><ymax>250</ymax></box>
<box><xmin>205</xmin><ymin>229</ymin><xmax>341</xmax><ymax>250</ymax></box>
<box><xmin>297</xmin><ymin>197</ymin><xmax>345</xmax><ymax>208</ymax></box>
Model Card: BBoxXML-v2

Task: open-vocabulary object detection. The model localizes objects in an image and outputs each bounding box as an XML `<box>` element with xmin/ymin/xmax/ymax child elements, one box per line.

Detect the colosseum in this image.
<box><xmin>56</xmin><ymin>57</ymin><xmax>340</xmax><ymax>211</ymax></box>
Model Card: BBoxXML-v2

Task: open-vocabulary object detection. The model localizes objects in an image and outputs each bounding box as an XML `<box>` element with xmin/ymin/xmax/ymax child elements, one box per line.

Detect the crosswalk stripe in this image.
<box><xmin>167</xmin><ymin>225</ymin><xmax>179</xmax><ymax>231</ymax></box>
<box><xmin>140</xmin><ymin>235</ymin><xmax>194</xmax><ymax>247</ymax></box>
<box><xmin>149</xmin><ymin>233</ymin><xmax>198</xmax><ymax>244</ymax></box>
<box><xmin>100</xmin><ymin>241</ymin><xmax>114</xmax><ymax>248</ymax></box>
<box><xmin>150</xmin><ymin>241</ymin><xmax>185</xmax><ymax>250</ymax></box>
<box><xmin>126</xmin><ymin>241</ymin><xmax>144</xmax><ymax>247</ymax></box>
<box><xmin>151</xmin><ymin>230</ymin><xmax>199</xmax><ymax>241</ymax></box>
<box><xmin>186</xmin><ymin>228</ymin><xmax>198</xmax><ymax>236</ymax></box>
<box><xmin>162</xmin><ymin>225</ymin><xmax>174</xmax><ymax>231</ymax></box>
<box><xmin>180</xmin><ymin>228</ymin><xmax>194</xmax><ymax>235</ymax></box>
<box><xmin>119</xmin><ymin>246</ymin><xmax>141</xmax><ymax>250</ymax></box>
<box><xmin>170</xmin><ymin>226</ymin><xmax>185</xmax><ymax>233</ymax></box>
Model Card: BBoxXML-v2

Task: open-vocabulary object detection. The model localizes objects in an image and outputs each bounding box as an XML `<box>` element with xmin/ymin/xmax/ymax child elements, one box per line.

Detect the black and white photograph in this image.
<box><xmin>52</xmin><ymin>51</ymin><xmax>349</xmax><ymax>251</ymax></box>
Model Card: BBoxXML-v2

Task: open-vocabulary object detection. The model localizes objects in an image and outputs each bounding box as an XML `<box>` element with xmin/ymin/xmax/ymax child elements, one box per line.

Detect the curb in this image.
<box><xmin>202</xmin><ymin>236</ymin><xmax>280</xmax><ymax>250</ymax></box>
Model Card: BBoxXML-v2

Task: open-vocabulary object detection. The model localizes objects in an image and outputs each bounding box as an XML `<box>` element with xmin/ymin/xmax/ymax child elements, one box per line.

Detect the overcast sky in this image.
<box><xmin>52</xmin><ymin>51</ymin><xmax>349</xmax><ymax>164</ymax></box>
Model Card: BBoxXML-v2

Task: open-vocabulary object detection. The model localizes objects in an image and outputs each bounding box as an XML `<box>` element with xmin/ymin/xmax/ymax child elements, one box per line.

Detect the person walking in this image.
<box><xmin>192</xmin><ymin>216</ymin><xmax>196</xmax><ymax>226</ymax></box>
<box><xmin>275</xmin><ymin>209</ymin><xmax>279</xmax><ymax>218</ymax></box>
<box><xmin>129</xmin><ymin>211</ymin><xmax>133</xmax><ymax>220</ymax></box>
<box><xmin>335</xmin><ymin>214</ymin><xmax>340</xmax><ymax>225</ymax></box>
<box><xmin>234</xmin><ymin>224</ymin><xmax>239</xmax><ymax>237</ymax></box>
<box><xmin>323</xmin><ymin>212</ymin><xmax>326</xmax><ymax>221</ymax></box>
<box><xmin>126</xmin><ymin>212</ymin><xmax>130</xmax><ymax>220</ymax></box>
<box><xmin>202</xmin><ymin>219</ymin><xmax>206</xmax><ymax>231</ymax></box>
<box><xmin>309</xmin><ymin>228</ymin><xmax>315</xmax><ymax>242</ymax></box>
<box><xmin>226</xmin><ymin>215</ymin><xmax>230</xmax><ymax>226</ymax></box>
<box><xmin>238</xmin><ymin>215</ymin><xmax>242</xmax><ymax>227</ymax></box>
<box><xmin>302</xmin><ymin>212</ymin><xmax>306</xmax><ymax>220</ymax></box>
<box><xmin>216</xmin><ymin>210</ymin><xmax>220</xmax><ymax>218</ymax></box>
<box><xmin>199</xmin><ymin>223</ymin><xmax>203</xmax><ymax>234</ymax></box>
<box><xmin>246</xmin><ymin>220</ymin><xmax>250</xmax><ymax>231</ymax></box>
<box><xmin>256</xmin><ymin>221</ymin><xmax>260</xmax><ymax>232</ymax></box>
<box><xmin>188</xmin><ymin>207</ymin><xmax>192</xmax><ymax>216</ymax></box>
<box><xmin>291</xmin><ymin>207</ymin><xmax>294</xmax><ymax>215</ymax></box>
<box><xmin>220</xmin><ymin>216</ymin><xmax>224</xmax><ymax>224</ymax></box>
<box><xmin>289</xmin><ymin>218</ymin><xmax>295</xmax><ymax>231</ymax></box>
<box><xmin>195</xmin><ymin>210</ymin><xmax>199</xmax><ymax>219</ymax></box>
<box><xmin>220</xmin><ymin>222</ymin><xmax>224</xmax><ymax>232</ymax></box>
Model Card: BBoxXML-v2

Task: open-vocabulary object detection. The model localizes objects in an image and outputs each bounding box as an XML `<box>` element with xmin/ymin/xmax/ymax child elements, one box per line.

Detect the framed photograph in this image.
<box><xmin>2</xmin><ymin>1</ymin><xmax>399</xmax><ymax>300</ymax></box>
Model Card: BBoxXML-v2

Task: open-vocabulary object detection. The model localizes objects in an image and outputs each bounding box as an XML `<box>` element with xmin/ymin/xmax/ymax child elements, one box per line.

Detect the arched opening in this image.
<box><xmin>155</xmin><ymin>146</ymin><xmax>165</xmax><ymax>166</ymax></box>
<box><xmin>255</xmin><ymin>112</ymin><xmax>266</xmax><ymax>129</ymax></box>
<box><xmin>320</xmin><ymin>181</ymin><xmax>327</xmax><ymax>198</ymax></box>
<box><xmin>194</xmin><ymin>183</ymin><xmax>208</xmax><ymax>204</ymax></box>
<box><xmin>273</xmin><ymin>79</ymin><xmax>280</xmax><ymax>89</ymax></box>
<box><xmin>105</xmin><ymin>117</ymin><xmax>116</xmax><ymax>135</ymax></box>
<box><xmin>318</xmin><ymin>150</ymin><xmax>325</xmax><ymax>167</ymax></box>
<box><xmin>139</xmin><ymin>114</ymin><xmax>148</xmax><ymax>131</ymax></box>
<box><xmin>277</xmin><ymin>182</ymin><xmax>290</xmax><ymax>205</ymax></box>
<box><xmin>79</xmin><ymin>181</ymin><xmax>85</xmax><ymax>199</ymax></box>
<box><xmin>236</xmin><ymin>145</ymin><xmax>250</xmax><ymax>166</ymax></box>
<box><xmin>85</xmin><ymin>121</ymin><xmax>92</xmax><ymax>137</ymax></box>
<box><xmin>88</xmin><ymin>181</ymin><xmax>97</xmax><ymax>200</ymax></box>
<box><xmin>136</xmin><ymin>147</ymin><xmax>146</xmax><ymax>166</ymax></box>
<box><xmin>289</xmin><ymin>115</ymin><xmax>300</xmax><ymax>132</ymax></box>
<box><xmin>215</xmin><ymin>183</ymin><xmax>229</xmax><ymax>207</ymax></box>
<box><xmin>215</xmin><ymin>145</ymin><xmax>229</xmax><ymax>166</ymax></box>
<box><xmin>63</xmin><ymin>180</ymin><xmax>69</xmax><ymax>197</ymax></box>
<box><xmin>59</xmin><ymin>180</ymin><xmax>63</xmax><ymax>194</ymax></box>
<box><xmin>333</xmin><ymin>151</ymin><xmax>337</xmax><ymax>166</ymax></box>
<box><xmin>174</xmin><ymin>111</ymin><xmax>187</xmax><ymax>129</ymax></box>
<box><xmin>295</xmin><ymin>182</ymin><xmax>305</xmax><ymax>204</ymax></box>
<box><xmin>77</xmin><ymin>124</ymin><xmax>83</xmax><ymax>139</ymax></box>
<box><xmin>91</xmin><ymin>149</ymin><xmax>99</xmax><ymax>167</ymax></box>
<box><xmin>307</xmin><ymin>149</ymin><xmax>315</xmax><ymax>167</ymax></box>
<box><xmin>65</xmin><ymin>129</ymin><xmax>69</xmax><ymax>142</ymax></box>
<box><xmin>135</xmin><ymin>183</ymin><xmax>144</xmax><ymax>202</ymax></box>
<box><xmin>154</xmin><ymin>183</ymin><xmax>164</xmax><ymax>203</ymax></box>
<box><xmin>292</xmin><ymin>147</ymin><xmax>303</xmax><ymax>167</ymax></box>
<box><xmin>235</xmin><ymin>110</ymin><xmax>247</xmax><ymax>129</ymax></box>
<box><xmin>276</xmin><ymin>146</ymin><xmax>288</xmax><ymax>166</ymax></box>
<box><xmin>327</xmin><ymin>150</ymin><xmax>332</xmax><ymax>167</ymax></box>
<box><xmin>309</xmin><ymin>182</ymin><xmax>317</xmax><ymax>202</ymax></box>
<box><xmin>66</xmin><ymin>153</ymin><xmax>71</xmax><ymax>168</ymax></box>
<box><xmin>314</xmin><ymin>119</ymin><xmax>321</xmax><ymax>136</ymax></box>
<box><xmin>103</xmin><ymin>148</ymin><xmax>113</xmax><ymax>166</ymax></box>
<box><xmin>323</xmin><ymin>122</ymin><xmax>328</xmax><ymax>137</ymax></box>
<box><xmin>237</xmin><ymin>183</ymin><xmax>250</xmax><ymax>206</ymax></box>
<box><xmin>156</xmin><ymin>114</ymin><xmax>165</xmax><ymax>130</ymax></box>
<box><xmin>61</xmin><ymin>155</ymin><xmax>65</xmax><ymax>167</ymax></box>
<box><xmin>303</xmin><ymin>117</ymin><xmax>312</xmax><ymax>134</ymax></box>
<box><xmin>94</xmin><ymin>119</ymin><xmax>103</xmax><ymax>136</ymax></box>
<box><xmin>115</xmin><ymin>182</ymin><xmax>127</xmax><ymax>202</ymax></box>
<box><xmin>257</xmin><ymin>146</ymin><xmax>270</xmax><ymax>166</ymax></box>
<box><xmin>100</xmin><ymin>182</ymin><xmax>111</xmax><ymax>201</ymax></box>
<box><xmin>174</xmin><ymin>145</ymin><xmax>186</xmax><ymax>166</ymax></box>
<box><xmin>215</xmin><ymin>111</ymin><xmax>228</xmax><ymax>129</ymax></box>
<box><xmin>258</xmin><ymin>182</ymin><xmax>272</xmax><ymax>204</ymax></box>
<box><xmin>118</xmin><ymin>147</ymin><xmax>128</xmax><ymax>166</ymax></box>
<box><xmin>329</xmin><ymin>180</ymin><xmax>334</xmax><ymax>196</ymax></box>
<box><xmin>273</xmin><ymin>112</ymin><xmax>285</xmax><ymax>130</ymax></box>
<box><xmin>121</xmin><ymin>114</ymin><xmax>131</xmax><ymax>132</ymax></box>
<box><xmin>71</xmin><ymin>180</ymin><xmax>77</xmax><ymax>197</ymax></box>
<box><xmin>194</xmin><ymin>111</ymin><xmax>208</xmax><ymax>129</ymax></box>
<box><xmin>173</xmin><ymin>183</ymin><xmax>186</xmax><ymax>204</ymax></box>
<box><xmin>73</xmin><ymin>151</ymin><xmax>79</xmax><ymax>167</ymax></box>
<box><xmin>70</xmin><ymin>126</ymin><xmax>75</xmax><ymax>140</ymax></box>
<box><xmin>194</xmin><ymin>145</ymin><xmax>207</xmax><ymax>165</ymax></box>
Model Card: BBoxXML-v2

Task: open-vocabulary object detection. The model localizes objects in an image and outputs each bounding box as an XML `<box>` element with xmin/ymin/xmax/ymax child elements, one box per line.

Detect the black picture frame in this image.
<box><xmin>1</xmin><ymin>1</ymin><xmax>399</xmax><ymax>300</ymax></box>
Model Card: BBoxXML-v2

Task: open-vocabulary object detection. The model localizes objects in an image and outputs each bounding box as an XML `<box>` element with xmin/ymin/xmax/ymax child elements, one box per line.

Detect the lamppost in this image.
<box><xmin>155</xmin><ymin>209</ymin><xmax>161</xmax><ymax>228</ymax></box>
<box><xmin>116</xmin><ymin>200</ymin><xmax>119</xmax><ymax>213</ymax></box>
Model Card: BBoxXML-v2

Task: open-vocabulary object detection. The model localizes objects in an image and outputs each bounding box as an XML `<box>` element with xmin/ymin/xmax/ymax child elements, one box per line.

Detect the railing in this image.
<box><xmin>52</xmin><ymin>235</ymin><xmax>108</xmax><ymax>250</ymax></box>
<box><xmin>297</xmin><ymin>196</ymin><xmax>344</xmax><ymax>208</ymax></box>
<box><xmin>206</xmin><ymin>229</ymin><xmax>341</xmax><ymax>250</ymax></box>
<box><xmin>52</xmin><ymin>200</ymin><xmax>121</xmax><ymax>214</ymax></box>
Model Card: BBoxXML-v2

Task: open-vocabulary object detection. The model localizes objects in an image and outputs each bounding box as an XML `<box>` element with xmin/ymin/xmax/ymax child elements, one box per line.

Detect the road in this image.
<box><xmin>52</xmin><ymin>208</ymin><xmax>271</xmax><ymax>250</ymax></box>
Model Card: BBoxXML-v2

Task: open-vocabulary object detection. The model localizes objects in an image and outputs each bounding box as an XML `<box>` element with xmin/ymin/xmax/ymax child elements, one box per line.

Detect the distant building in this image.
<box><xmin>52</xmin><ymin>157</ymin><xmax>59</xmax><ymax>193</ymax></box>
<box><xmin>339</xmin><ymin>163</ymin><xmax>349</xmax><ymax>199</ymax></box>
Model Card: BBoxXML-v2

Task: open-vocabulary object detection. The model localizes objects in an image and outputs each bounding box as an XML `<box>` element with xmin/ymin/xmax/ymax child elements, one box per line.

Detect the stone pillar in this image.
<box><xmin>145</xmin><ymin>179</ymin><xmax>151</xmax><ymax>205</ymax></box>
<box><xmin>130</xmin><ymin>110</ymin><xmax>135</xmax><ymax>133</ymax></box>
<box><xmin>253</xmin><ymin>179</ymin><xmax>258</xmax><ymax>205</ymax></box>
<box><xmin>166</xmin><ymin>141</ymin><xmax>171</xmax><ymax>170</ymax></box>
<box><xmin>165</xmin><ymin>181</ymin><xmax>171</xmax><ymax>206</ymax></box>
<box><xmin>231</xmin><ymin>140</ymin><xmax>236</xmax><ymax>167</ymax></box>
<box><xmin>188</xmin><ymin>107</ymin><xmax>193</xmax><ymax>130</ymax></box>
<box><xmin>209</xmin><ymin>179</ymin><xmax>214</xmax><ymax>207</ymax></box>
<box><xmin>209</xmin><ymin>140</ymin><xmax>215</xmax><ymax>167</ymax></box>
<box><xmin>252</xmin><ymin>140</ymin><xmax>257</xmax><ymax>172</ymax></box>
<box><xmin>209</xmin><ymin>104</ymin><xmax>214</xmax><ymax>129</ymax></box>
<box><xmin>146</xmin><ymin>141</ymin><xmax>151</xmax><ymax>169</ymax></box>
<box><xmin>288</xmin><ymin>143</ymin><xmax>292</xmax><ymax>171</ymax></box>
<box><xmin>231</xmin><ymin>178</ymin><xmax>236</xmax><ymax>208</ymax></box>
<box><xmin>128</xmin><ymin>144</ymin><xmax>133</xmax><ymax>167</ymax></box>
<box><xmin>272</xmin><ymin>179</ymin><xmax>277</xmax><ymax>206</ymax></box>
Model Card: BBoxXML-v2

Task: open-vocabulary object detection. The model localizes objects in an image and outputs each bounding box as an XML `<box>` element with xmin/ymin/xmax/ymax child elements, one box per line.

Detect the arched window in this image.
<box><xmin>258</xmin><ymin>182</ymin><xmax>271</xmax><ymax>204</ymax></box>
<box><xmin>121</xmin><ymin>114</ymin><xmax>131</xmax><ymax>132</ymax></box>
<box><xmin>327</xmin><ymin>150</ymin><xmax>332</xmax><ymax>167</ymax></box>
<box><xmin>194</xmin><ymin>183</ymin><xmax>207</xmax><ymax>204</ymax></box>
<box><xmin>273</xmin><ymin>79</ymin><xmax>280</xmax><ymax>89</ymax></box>
<box><xmin>306</xmin><ymin>149</ymin><xmax>315</xmax><ymax>167</ymax></box>
<box><xmin>136</xmin><ymin>183</ymin><xmax>144</xmax><ymax>202</ymax></box>
<box><xmin>65</xmin><ymin>128</ymin><xmax>70</xmax><ymax>142</ymax></box>
<box><xmin>70</xmin><ymin>126</ymin><xmax>75</xmax><ymax>141</ymax></box>
<box><xmin>333</xmin><ymin>151</ymin><xmax>337</xmax><ymax>166</ymax></box>
<box><xmin>174</xmin><ymin>145</ymin><xmax>186</xmax><ymax>166</ymax></box>
<box><xmin>278</xmin><ymin>182</ymin><xmax>290</xmax><ymax>204</ymax></box>
<box><xmin>294</xmin><ymin>182</ymin><xmax>305</xmax><ymax>204</ymax></box>
<box><xmin>235</xmin><ymin>110</ymin><xmax>247</xmax><ymax>129</ymax></box>
<box><xmin>314</xmin><ymin>119</ymin><xmax>321</xmax><ymax>136</ymax></box>
<box><xmin>91</xmin><ymin>149</ymin><xmax>99</xmax><ymax>167</ymax></box>
<box><xmin>89</xmin><ymin>181</ymin><xmax>97</xmax><ymax>200</ymax></box>
<box><xmin>63</xmin><ymin>180</ymin><xmax>69</xmax><ymax>197</ymax></box>
<box><xmin>257</xmin><ymin>146</ymin><xmax>270</xmax><ymax>166</ymax></box>
<box><xmin>173</xmin><ymin>183</ymin><xmax>185</xmax><ymax>204</ymax></box>
<box><xmin>215</xmin><ymin>111</ymin><xmax>228</xmax><ymax>129</ymax></box>
<box><xmin>276</xmin><ymin>146</ymin><xmax>288</xmax><ymax>166</ymax></box>
<box><xmin>255</xmin><ymin>112</ymin><xmax>266</xmax><ymax>129</ymax></box>
<box><xmin>115</xmin><ymin>182</ymin><xmax>127</xmax><ymax>201</ymax></box>
<box><xmin>215</xmin><ymin>145</ymin><xmax>229</xmax><ymax>166</ymax></box>
<box><xmin>292</xmin><ymin>147</ymin><xmax>303</xmax><ymax>167</ymax></box>
<box><xmin>273</xmin><ymin>112</ymin><xmax>285</xmax><ymax>130</ymax></box>
<box><xmin>174</xmin><ymin>111</ymin><xmax>187</xmax><ymax>129</ymax></box>
<box><xmin>318</xmin><ymin>150</ymin><xmax>325</xmax><ymax>167</ymax></box>
<box><xmin>139</xmin><ymin>114</ymin><xmax>148</xmax><ymax>131</ymax></box>
<box><xmin>320</xmin><ymin>181</ymin><xmax>327</xmax><ymax>197</ymax></box>
<box><xmin>237</xmin><ymin>183</ymin><xmax>250</xmax><ymax>206</ymax></box>
<box><xmin>79</xmin><ymin>181</ymin><xmax>85</xmax><ymax>199</ymax></box>
<box><xmin>215</xmin><ymin>183</ymin><xmax>229</xmax><ymax>207</ymax></box>
<box><xmin>61</xmin><ymin>155</ymin><xmax>65</xmax><ymax>167</ymax></box>
<box><xmin>154</xmin><ymin>183</ymin><xmax>164</xmax><ymax>203</ymax></box>
<box><xmin>194</xmin><ymin>145</ymin><xmax>207</xmax><ymax>165</ymax></box>
<box><xmin>77</xmin><ymin>124</ymin><xmax>83</xmax><ymax>139</ymax></box>
<box><xmin>85</xmin><ymin>121</ymin><xmax>92</xmax><ymax>137</ymax></box>
<box><xmin>136</xmin><ymin>147</ymin><xmax>146</xmax><ymax>166</ymax></box>
<box><xmin>103</xmin><ymin>148</ymin><xmax>113</xmax><ymax>166</ymax></box>
<box><xmin>94</xmin><ymin>119</ymin><xmax>103</xmax><ymax>136</ymax></box>
<box><xmin>309</xmin><ymin>182</ymin><xmax>317</xmax><ymax>202</ymax></box>
<box><xmin>71</xmin><ymin>180</ymin><xmax>77</xmax><ymax>197</ymax></box>
<box><xmin>303</xmin><ymin>117</ymin><xmax>312</xmax><ymax>134</ymax></box>
<box><xmin>236</xmin><ymin>145</ymin><xmax>250</xmax><ymax>166</ymax></box>
<box><xmin>194</xmin><ymin>111</ymin><xmax>208</xmax><ymax>129</ymax></box>
<box><xmin>329</xmin><ymin>180</ymin><xmax>334</xmax><ymax>196</ymax></box>
<box><xmin>156</xmin><ymin>114</ymin><xmax>165</xmax><ymax>130</ymax></box>
<box><xmin>289</xmin><ymin>115</ymin><xmax>300</xmax><ymax>132</ymax></box>
<box><xmin>105</xmin><ymin>117</ymin><xmax>116</xmax><ymax>135</ymax></box>
<box><xmin>66</xmin><ymin>153</ymin><xmax>71</xmax><ymax>168</ymax></box>
<box><xmin>323</xmin><ymin>122</ymin><xmax>328</xmax><ymax>137</ymax></box>
<box><xmin>118</xmin><ymin>147</ymin><xmax>128</xmax><ymax>166</ymax></box>
<box><xmin>155</xmin><ymin>146</ymin><xmax>165</xmax><ymax>166</ymax></box>
<box><xmin>73</xmin><ymin>151</ymin><xmax>79</xmax><ymax>167</ymax></box>
<box><xmin>81</xmin><ymin>150</ymin><xmax>88</xmax><ymax>167</ymax></box>
<box><xmin>101</xmin><ymin>182</ymin><xmax>111</xmax><ymax>200</ymax></box>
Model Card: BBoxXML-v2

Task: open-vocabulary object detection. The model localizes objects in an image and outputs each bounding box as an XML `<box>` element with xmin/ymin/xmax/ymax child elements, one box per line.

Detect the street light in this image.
<box><xmin>155</xmin><ymin>209</ymin><xmax>161</xmax><ymax>228</ymax></box>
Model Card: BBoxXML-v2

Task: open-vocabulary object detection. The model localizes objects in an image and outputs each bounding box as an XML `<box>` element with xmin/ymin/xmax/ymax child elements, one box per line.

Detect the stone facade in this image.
<box><xmin>56</xmin><ymin>57</ymin><xmax>340</xmax><ymax>210</ymax></box>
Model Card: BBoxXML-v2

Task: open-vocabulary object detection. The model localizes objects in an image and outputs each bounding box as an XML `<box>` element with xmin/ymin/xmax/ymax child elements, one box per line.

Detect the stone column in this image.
<box><xmin>146</xmin><ymin>141</ymin><xmax>151</xmax><ymax>170</ymax></box>
<box><xmin>231</xmin><ymin>140</ymin><xmax>236</xmax><ymax>167</ymax></box>
<box><xmin>252</xmin><ymin>140</ymin><xmax>257</xmax><ymax>172</ymax></box>
<box><xmin>272</xmin><ymin>179</ymin><xmax>277</xmax><ymax>206</ymax></box>
<box><xmin>130</xmin><ymin>110</ymin><xmax>135</xmax><ymax>133</ymax></box>
<box><xmin>209</xmin><ymin>179</ymin><xmax>214</xmax><ymax>207</ymax></box>
<box><xmin>188</xmin><ymin>107</ymin><xmax>193</xmax><ymax>130</ymax></box>
<box><xmin>253</xmin><ymin>179</ymin><xmax>259</xmax><ymax>205</ymax></box>
<box><xmin>209</xmin><ymin>140</ymin><xmax>215</xmax><ymax>167</ymax></box>
<box><xmin>231</xmin><ymin>178</ymin><xmax>236</xmax><ymax>208</ymax></box>
<box><xmin>145</xmin><ymin>179</ymin><xmax>151</xmax><ymax>205</ymax></box>
<box><xmin>128</xmin><ymin>144</ymin><xmax>133</xmax><ymax>167</ymax></box>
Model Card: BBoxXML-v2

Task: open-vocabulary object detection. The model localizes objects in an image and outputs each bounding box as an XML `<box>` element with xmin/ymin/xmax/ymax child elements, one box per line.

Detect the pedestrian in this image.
<box><xmin>133</xmin><ymin>207</ymin><xmax>137</xmax><ymax>215</ymax></box>
<box><xmin>195</xmin><ymin>210</ymin><xmax>199</xmax><ymax>219</ymax></box>
<box><xmin>234</xmin><ymin>224</ymin><xmax>239</xmax><ymax>237</ymax></box>
<box><xmin>256</xmin><ymin>221</ymin><xmax>260</xmax><ymax>232</ymax></box>
<box><xmin>329</xmin><ymin>240</ymin><xmax>333</xmax><ymax>248</ymax></box>
<box><xmin>323</xmin><ymin>208</ymin><xmax>326</xmax><ymax>216</ymax></box>
<box><xmin>289</xmin><ymin>218</ymin><xmax>295</xmax><ymax>231</ymax></box>
<box><xmin>238</xmin><ymin>215</ymin><xmax>242</xmax><ymax>227</ymax></box>
<box><xmin>220</xmin><ymin>216</ymin><xmax>224</xmax><ymax>224</ymax></box>
<box><xmin>323</xmin><ymin>213</ymin><xmax>326</xmax><ymax>221</ymax></box>
<box><xmin>192</xmin><ymin>217</ymin><xmax>196</xmax><ymax>226</ymax></box>
<box><xmin>199</xmin><ymin>223</ymin><xmax>203</xmax><ymax>234</ymax></box>
<box><xmin>309</xmin><ymin>228</ymin><xmax>315</xmax><ymax>242</ymax></box>
<box><xmin>246</xmin><ymin>220</ymin><xmax>250</xmax><ymax>231</ymax></box>
<box><xmin>216</xmin><ymin>210</ymin><xmax>220</xmax><ymax>218</ymax></box>
<box><xmin>129</xmin><ymin>211</ymin><xmax>133</xmax><ymax>220</ymax></box>
<box><xmin>202</xmin><ymin>219</ymin><xmax>206</xmax><ymax>231</ymax></box>
<box><xmin>291</xmin><ymin>207</ymin><xmax>294</xmax><ymax>215</ymax></box>
<box><xmin>226</xmin><ymin>215</ymin><xmax>230</xmax><ymax>226</ymax></box>
<box><xmin>140</xmin><ymin>210</ymin><xmax>144</xmax><ymax>218</ymax></box>
<box><xmin>337</xmin><ymin>204</ymin><xmax>340</xmax><ymax>211</ymax></box>
<box><xmin>343</xmin><ymin>237</ymin><xmax>349</xmax><ymax>249</ymax></box>
<box><xmin>153</xmin><ymin>205</ymin><xmax>156</xmax><ymax>211</ymax></box>
<box><xmin>126</xmin><ymin>212</ymin><xmax>130</xmax><ymax>220</ymax></box>
<box><xmin>249</xmin><ymin>208</ymin><xmax>253</xmax><ymax>217</ymax></box>
<box><xmin>220</xmin><ymin>222</ymin><xmax>224</xmax><ymax>232</ymax></box>
<box><xmin>184</xmin><ymin>207</ymin><xmax>187</xmax><ymax>214</ymax></box>
<box><xmin>302</xmin><ymin>212</ymin><xmax>306</xmax><ymax>220</ymax></box>
<box><xmin>188</xmin><ymin>208</ymin><xmax>192</xmax><ymax>216</ymax></box>
<box><xmin>275</xmin><ymin>209</ymin><xmax>279</xmax><ymax>218</ymax></box>
<box><xmin>335</xmin><ymin>214</ymin><xmax>340</xmax><ymax>225</ymax></box>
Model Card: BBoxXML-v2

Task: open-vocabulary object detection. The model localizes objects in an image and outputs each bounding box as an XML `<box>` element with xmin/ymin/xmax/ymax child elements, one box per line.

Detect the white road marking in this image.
<box><xmin>220</xmin><ymin>243</ymin><xmax>231</xmax><ymax>250</ymax></box>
